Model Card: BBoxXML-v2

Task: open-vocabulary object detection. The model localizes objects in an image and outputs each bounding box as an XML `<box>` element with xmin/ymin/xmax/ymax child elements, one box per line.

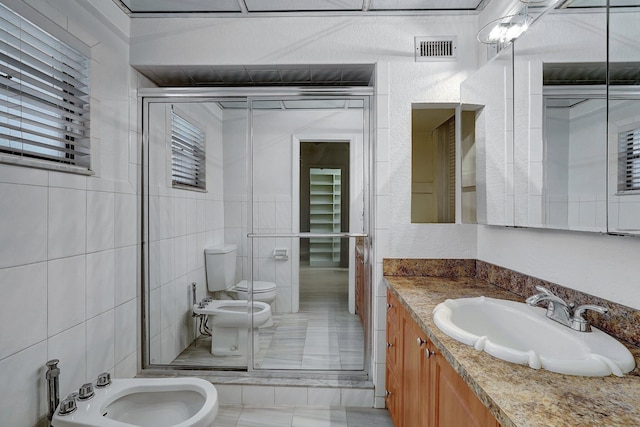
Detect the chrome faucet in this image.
<box><xmin>526</xmin><ymin>285</ymin><xmax>608</xmax><ymax>332</ymax></box>
<box><xmin>571</xmin><ymin>304</ymin><xmax>608</xmax><ymax>332</ymax></box>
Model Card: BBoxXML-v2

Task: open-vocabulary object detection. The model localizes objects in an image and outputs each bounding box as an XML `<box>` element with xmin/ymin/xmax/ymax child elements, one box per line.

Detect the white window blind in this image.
<box><xmin>0</xmin><ymin>4</ymin><xmax>90</xmax><ymax>169</ymax></box>
<box><xmin>171</xmin><ymin>110</ymin><xmax>206</xmax><ymax>190</ymax></box>
<box><xmin>618</xmin><ymin>128</ymin><xmax>640</xmax><ymax>192</ymax></box>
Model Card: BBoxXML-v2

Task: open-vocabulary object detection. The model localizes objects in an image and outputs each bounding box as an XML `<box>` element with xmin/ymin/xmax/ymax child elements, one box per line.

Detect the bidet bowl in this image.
<box><xmin>432</xmin><ymin>296</ymin><xmax>636</xmax><ymax>377</ymax></box>
<box><xmin>193</xmin><ymin>299</ymin><xmax>271</xmax><ymax>328</ymax></box>
<box><xmin>51</xmin><ymin>378</ymin><xmax>218</xmax><ymax>427</ymax></box>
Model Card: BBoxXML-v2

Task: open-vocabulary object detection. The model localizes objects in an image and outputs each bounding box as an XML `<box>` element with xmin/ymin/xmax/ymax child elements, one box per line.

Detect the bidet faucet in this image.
<box><xmin>45</xmin><ymin>359</ymin><xmax>60</xmax><ymax>426</ymax></box>
<box><xmin>526</xmin><ymin>285</ymin><xmax>607</xmax><ymax>332</ymax></box>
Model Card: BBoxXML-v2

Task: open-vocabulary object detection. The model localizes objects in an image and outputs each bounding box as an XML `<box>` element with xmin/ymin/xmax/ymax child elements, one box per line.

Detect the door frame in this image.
<box><xmin>292</xmin><ymin>135</ymin><xmax>361</xmax><ymax>314</ymax></box>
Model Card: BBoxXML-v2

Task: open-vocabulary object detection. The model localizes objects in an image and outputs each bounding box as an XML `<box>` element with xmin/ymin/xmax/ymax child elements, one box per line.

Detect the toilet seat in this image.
<box><xmin>234</xmin><ymin>280</ymin><xmax>276</xmax><ymax>294</ymax></box>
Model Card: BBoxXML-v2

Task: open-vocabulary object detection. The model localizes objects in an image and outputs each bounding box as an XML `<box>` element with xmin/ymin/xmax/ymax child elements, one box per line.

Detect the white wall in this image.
<box><xmin>0</xmin><ymin>0</ymin><xmax>137</xmax><ymax>425</ymax></box>
<box><xmin>131</xmin><ymin>14</ymin><xmax>479</xmax><ymax>407</ymax></box>
<box><xmin>478</xmin><ymin>225</ymin><xmax>640</xmax><ymax>310</ymax></box>
<box><xmin>462</xmin><ymin>46</ymin><xmax>513</xmax><ymax>226</ymax></box>
<box><xmin>147</xmin><ymin>102</ymin><xmax>225</xmax><ymax>364</ymax></box>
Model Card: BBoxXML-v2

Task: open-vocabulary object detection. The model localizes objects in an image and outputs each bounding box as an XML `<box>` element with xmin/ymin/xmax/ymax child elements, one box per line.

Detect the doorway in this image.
<box><xmin>300</xmin><ymin>142</ymin><xmax>350</xmax><ymax>267</ymax></box>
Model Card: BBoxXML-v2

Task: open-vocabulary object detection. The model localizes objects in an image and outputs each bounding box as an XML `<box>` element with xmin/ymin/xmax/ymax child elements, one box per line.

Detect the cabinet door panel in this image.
<box><xmin>402</xmin><ymin>315</ymin><xmax>427</xmax><ymax>427</ymax></box>
<box><xmin>386</xmin><ymin>291</ymin><xmax>401</xmax><ymax>369</ymax></box>
<box><xmin>432</xmin><ymin>352</ymin><xmax>499</xmax><ymax>427</ymax></box>
<box><xmin>386</xmin><ymin>368</ymin><xmax>402</xmax><ymax>427</ymax></box>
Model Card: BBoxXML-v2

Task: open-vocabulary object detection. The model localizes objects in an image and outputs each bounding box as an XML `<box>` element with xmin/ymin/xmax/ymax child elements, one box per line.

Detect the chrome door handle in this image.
<box><xmin>416</xmin><ymin>337</ymin><xmax>427</xmax><ymax>346</ymax></box>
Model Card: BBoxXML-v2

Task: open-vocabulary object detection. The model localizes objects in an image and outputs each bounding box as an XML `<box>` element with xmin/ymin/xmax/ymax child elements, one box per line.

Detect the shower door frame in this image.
<box><xmin>139</xmin><ymin>86</ymin><xmax>374</xmax><ymax>378</ymax></box>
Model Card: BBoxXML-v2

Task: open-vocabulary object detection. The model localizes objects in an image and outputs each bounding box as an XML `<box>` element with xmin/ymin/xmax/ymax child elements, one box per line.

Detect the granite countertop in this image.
<box><xmin>385</xmin><ymin>275</ymin><xmax>640</xmax><ymax>427</ymax></box>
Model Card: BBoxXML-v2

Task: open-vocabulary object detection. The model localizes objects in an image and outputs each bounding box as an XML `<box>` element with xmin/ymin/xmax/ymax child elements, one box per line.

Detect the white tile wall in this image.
<box><xmin>86</xmin><ymin>250</ymin><xmax>116</xmax><ymax>319</ymax></box>
<box><xmin>86</xmin><ymin>191</ymin><xmax>115</xmax><ymax>253</ymax></box>
<box><xmin>0</xmin><ymin>2</ymin><xmax>139</xmax><ymax>425</ymax></box>
<box><xmin>243</xmin><ymin>385</ymin><xmax>275</xmax><ymax>406</ymax></box>
<box><xmin>48</xmin><ymin>256</ymin><xmax>85</xmax><ymax>336</ymax></box>
<box><xmin>0</xmin><ymin>184</ymin><xmax>48</xmax><ymax>268</ymax></box>
<box><xmin>0</xmin><ymin>342</ymin><xmax>47</xmax><ymax>427</ymax></box>
<box><xmin>0</xmin><ymin>263</ymin><xmax>47</xmax><ymax>360</ymax></box>
<box><xmin>48</xmin><ymin>323</ymin><xmax>87</xmax><ymax>397</ymax></box>
<box><xmin>48</xmin><ymin>187</ymin><xmax>87</xmax><ymax>259</ymax></box>
<box><xmin>308</xmin><ymin>388</ymin><xmax>341</xmax><ymax>407</ymax></box>
<box><xmin>212</xmin><ymin>384</ymin><xmax>374</xmax><ymax>408</ymax></box>
<box><xmin>86</xmin><ymin>310</ymin><xmax>115</xmax><ymax>380</ymax></box>
<box><xmin>275</xmin><ymin>387</ymin><xmax>309</xmax><ymax>406</ymax></box>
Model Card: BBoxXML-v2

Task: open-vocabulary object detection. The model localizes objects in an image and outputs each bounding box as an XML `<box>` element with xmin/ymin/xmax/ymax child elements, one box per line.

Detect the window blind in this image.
<box><xmin>619</xmin><ymin>128</ymin><xmax>640</xmax><ymax>192</ymax></box>
<box><xmin>171</xmin><ymin>110</ymin><xmax>206</xmax><ymax>190</ymax></box>
<box><xmin>0</xmin><ymin>4</ymin><xmax>90</xmax><ymax>168</ymax></box>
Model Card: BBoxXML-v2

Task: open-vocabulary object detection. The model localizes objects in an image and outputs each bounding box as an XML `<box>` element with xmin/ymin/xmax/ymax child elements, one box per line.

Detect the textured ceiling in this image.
<box><xmin>134</xmin><ymin>64</ymin><xmax>376</xmax><ymax>87</ymax></box>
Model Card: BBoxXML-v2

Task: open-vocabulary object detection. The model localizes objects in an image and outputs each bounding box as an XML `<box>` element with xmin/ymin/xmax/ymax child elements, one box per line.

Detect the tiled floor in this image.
<box><xmin>211</xmin><ymin>405</ymin><xmax>393</xmax><ymax>427</ymax></box>
<box><xmin>173</xmin><ymin>267</ymin><xmax>364</xmax><ymax>370</ymax></box>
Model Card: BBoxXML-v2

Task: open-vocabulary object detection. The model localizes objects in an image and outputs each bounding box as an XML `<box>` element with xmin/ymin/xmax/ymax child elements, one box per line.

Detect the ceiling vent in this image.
<box><xmin>415</xmin><ymin>37</ymin><xmax>457</xmax><ymax>62</ymax></box>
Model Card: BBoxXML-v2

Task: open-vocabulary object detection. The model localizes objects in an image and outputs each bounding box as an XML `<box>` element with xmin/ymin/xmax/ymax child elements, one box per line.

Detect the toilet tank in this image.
<box><xmin>204</xmin><ymin>244</ymin><xmax>237</xmax><ymax>292</ymax></box>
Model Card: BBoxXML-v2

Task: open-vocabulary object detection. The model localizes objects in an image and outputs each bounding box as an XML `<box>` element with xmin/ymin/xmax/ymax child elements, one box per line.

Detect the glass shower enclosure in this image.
<box><xmin>141</xmin><ymin>88</ymin><xmax>372</xmax><ymax>374</ymax></box>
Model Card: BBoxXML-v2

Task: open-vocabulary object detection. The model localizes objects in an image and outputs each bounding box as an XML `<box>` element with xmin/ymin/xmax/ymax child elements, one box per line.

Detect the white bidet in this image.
<box><xmin>51</xmin><ymin>377</ymin><xmax>218</xmax><ymax>427</ymax></box>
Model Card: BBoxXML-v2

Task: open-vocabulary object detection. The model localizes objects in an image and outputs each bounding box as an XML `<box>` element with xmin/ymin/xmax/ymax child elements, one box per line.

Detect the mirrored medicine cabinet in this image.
<box><xmin>462</xmin><ymin>2</ymin><xmax>640</xmax><ymax>235</ymax></box>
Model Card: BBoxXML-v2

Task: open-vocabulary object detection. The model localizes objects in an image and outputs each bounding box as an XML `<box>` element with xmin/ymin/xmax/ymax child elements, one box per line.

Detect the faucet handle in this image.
<box><xmin>78</xmin><ymin>383</ymin><xmax>95</xmax><ymax>400</ymax></box>
<box><xmin>96</xmin><ymin>372</ymin><xmax>111</xmax><ymax>388</ymax></box>
<box><xmin>571</xmin><ymin>304</ymin><xmax>608</xmax><ymax>332</ymax></box>
<box><xmin>58</xmin><ymin>397</ymin><xmax>77</xmax><ymax>416</ymax></box>
<box><xmin>533</xmin><ymin>285</ymin><xmax>554</xmax><ymax>295</ymax></box>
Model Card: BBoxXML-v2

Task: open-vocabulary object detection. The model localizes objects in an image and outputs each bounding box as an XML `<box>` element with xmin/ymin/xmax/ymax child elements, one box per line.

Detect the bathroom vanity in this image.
<box><xmin>384</xmin><ymin>265</ymin><xmax>640</xmax><ymax>427</ymax></box>
<box><xmin>386</xmin><ymin>289</ymin><xmax>499</xmax><ymax>427</ymax></box>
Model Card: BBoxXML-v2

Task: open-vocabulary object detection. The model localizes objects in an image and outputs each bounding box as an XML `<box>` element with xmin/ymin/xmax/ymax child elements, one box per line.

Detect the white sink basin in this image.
<box><xmin>432</xmin><ymin>296</ymin><xmax>636</xmax><ymax>377</ymax></box>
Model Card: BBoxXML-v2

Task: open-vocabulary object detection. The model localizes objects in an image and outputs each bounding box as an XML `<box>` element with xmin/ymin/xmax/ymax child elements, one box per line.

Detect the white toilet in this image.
<box><xmin>201</xmin><ymin>244</ymin><xmax>276</xmax><ymax>356</ymax></box>
<box><xmin>204</xmin><ymin>245</ymin><xmax>277</xmax><ymax>305</ymax></box>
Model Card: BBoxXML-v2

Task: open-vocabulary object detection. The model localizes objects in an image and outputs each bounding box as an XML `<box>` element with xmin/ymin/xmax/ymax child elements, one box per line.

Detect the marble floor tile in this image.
<box><xmin>346</xmin><ymin>408</ymin><xmax>394</xmax><ymax>427</ymax></box>
<box><xmin>234</xmin><ymin>407</ymin><xmax>294</xmax><ymax>427</ymax></box>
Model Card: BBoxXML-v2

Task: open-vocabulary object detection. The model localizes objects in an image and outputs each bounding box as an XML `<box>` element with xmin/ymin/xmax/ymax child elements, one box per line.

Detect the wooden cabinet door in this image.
<box><xmin>386</xmin><ymin>291</ymin><xmax>401</xmax><ymax>370</ymax></box>
<box><xmin>402</xmin><ymin>315</ymin><xmax>427</xmax><ymax>427</ymax></box>
<box><xmin>386</xmin><ymin>290</ymin><xmax>403</xmax><ymax>426</ymax></box>
<box><xmin>385</xmin><ymin>365</ymin><xmax>402</xmax><ymax>427</ymax></box>
<box><xmin>385</xmin><ymin>292</ymin><xmax>498</xmax><ymax>427</ymax></box>
<box><xmin>431</xmin><ymin>350</ymin><xmax>500</xmax><ymax>427</ymax></box>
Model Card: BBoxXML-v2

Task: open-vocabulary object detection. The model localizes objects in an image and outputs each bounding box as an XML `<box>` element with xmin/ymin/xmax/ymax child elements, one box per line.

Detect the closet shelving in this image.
<box><xmin>309</xmin><ymin>168</ymin><xmax>341</xmax><ymax>267</ymax></box>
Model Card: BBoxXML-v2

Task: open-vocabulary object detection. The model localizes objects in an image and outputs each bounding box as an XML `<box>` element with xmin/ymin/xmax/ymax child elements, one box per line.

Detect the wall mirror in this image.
<box><xmin>607</xmin><ymin>3</ymin><xmax>640</xmax><ymax>234</ymax></box>
<box><xmin>461</xmin><ymin>44</ymin><xmax>514</xmax><ymax>226</ymax></box>
<box><xmin>512</xmin><ymin>6</ymin><xmax>608</xmax><ymax>231</ymax></box>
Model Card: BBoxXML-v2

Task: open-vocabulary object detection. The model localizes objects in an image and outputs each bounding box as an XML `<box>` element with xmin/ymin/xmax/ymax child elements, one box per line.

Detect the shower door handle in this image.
<box><xmin>248</xmin><ymin>233</ymin><xmax>368</xmax><ymax>238</ymax></box>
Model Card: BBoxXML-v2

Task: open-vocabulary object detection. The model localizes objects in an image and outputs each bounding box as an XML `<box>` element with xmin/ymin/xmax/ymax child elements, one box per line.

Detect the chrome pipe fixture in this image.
<box><xmin>45</xmin><ymin>359</ymin><xmax>60</xmax><ymax>426</ymax></box>
<box><xmin>526</xmin><ymin>285</ymin><xmax>608</xmax><ymax>332</ymax></box>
